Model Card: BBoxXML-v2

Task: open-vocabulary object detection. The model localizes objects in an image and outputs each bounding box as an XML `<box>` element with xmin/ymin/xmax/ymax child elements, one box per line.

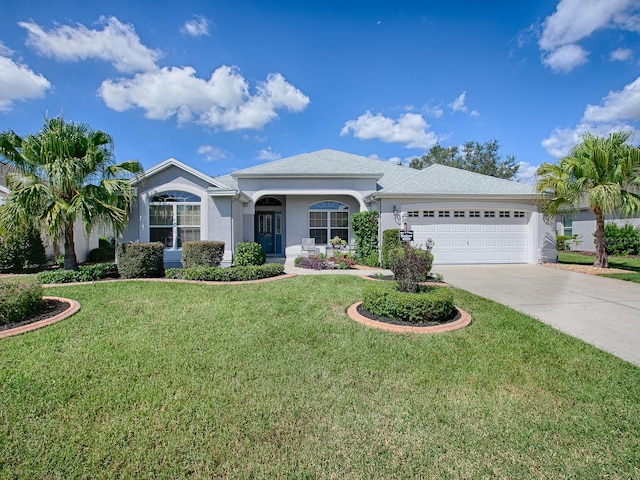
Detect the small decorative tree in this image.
<box><xmin>390</xmin><ymin>240</ymin><xmax>434</xmax><ymax>293</ymax></box>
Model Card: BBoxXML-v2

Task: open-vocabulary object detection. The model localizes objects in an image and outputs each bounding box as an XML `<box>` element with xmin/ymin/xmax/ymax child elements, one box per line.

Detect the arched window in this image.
<box><xmin>149</xmin><ymin>190</ymin><xmax>201</xmax><ymax>249</ymax></box>
<box><xmin>308</xmin><ymin>201</ymin><xmax>349</xmax><ymax>244</ymax></box>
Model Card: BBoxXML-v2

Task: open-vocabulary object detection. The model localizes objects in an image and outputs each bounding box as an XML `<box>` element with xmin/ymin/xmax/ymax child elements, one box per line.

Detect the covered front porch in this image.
<box><xmin>243</xmin><ymin>191</ymin><xmax>370</xmax><ymax>259</ymax></box>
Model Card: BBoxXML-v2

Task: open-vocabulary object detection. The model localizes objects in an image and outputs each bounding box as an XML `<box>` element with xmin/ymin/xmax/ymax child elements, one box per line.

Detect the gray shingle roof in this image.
<box><xmin>229</xmin><ymin>149</ymin><xmax>417</xmax><ymax>189</ymax></box>
<box><xmin>377</xmin><ymin>163</ymin><xmax>537</xmax><ymax>197</ymax></box>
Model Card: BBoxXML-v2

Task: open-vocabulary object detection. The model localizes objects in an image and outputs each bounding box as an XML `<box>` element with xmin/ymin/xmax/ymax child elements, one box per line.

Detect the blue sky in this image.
<box><xmin>2</xmin><ymin>0</ymin><xmax>640</xmax><ymax>184</ymax></box>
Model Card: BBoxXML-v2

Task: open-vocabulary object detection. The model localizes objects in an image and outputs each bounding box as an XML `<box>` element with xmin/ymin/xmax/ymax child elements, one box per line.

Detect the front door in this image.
<box><xmin>256</xmin><ymin>212</ymin><xmax>282</xmax><ymax>255</ymax></box>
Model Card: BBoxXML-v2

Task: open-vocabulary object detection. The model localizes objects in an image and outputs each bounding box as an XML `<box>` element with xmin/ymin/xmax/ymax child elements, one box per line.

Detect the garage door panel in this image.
<box><xmin>483</xmin><ymin>238</ymin><xmax>497</xmax><ymax>247</ymax></box>
<box><xmin>468</xmin><ymin>224</ymin><xmax>482</xmax><ymax>233</ymax></box>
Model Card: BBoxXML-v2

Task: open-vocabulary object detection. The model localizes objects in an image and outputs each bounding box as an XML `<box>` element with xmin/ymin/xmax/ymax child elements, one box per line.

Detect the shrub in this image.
<box><xmin>556</xmin><ymin>235</ymin><xmax>571</xmax><ymax>251</ymax></box>
<box><xmin>351</xmin><ymin>211</ymin><xmax>379</xmax><ymax>264</ymax></box>
<box><xmin>362</xmin><ymin>281</ymin><xmax>454</xmax><ymax>324</ymax></box>
<box><xmin>0</xmin><ymin>280</ymin><xmax>43</xmax><ymax>326</ymax></box>
<box><xmin>603</xmin><ymin>223</ymin><xmax>640</xmax><ymax>256</ymax></box>
<box><xmin>116</xmin><ymin>242</ymin><xmax>165</xmax><ymax>279</ymax></box>
<box><xmin>297</xmin><ymin>256</ymin><xmax>328</xmax><ymax>270</ymax></box>
<box><xmin>182</xmin><ymin>241</ymin><xmax>225</xmax><ymax>268</ymax></box>
<box><xmin>0</xmin><ymin>226</ymin><xmax>47</xmax><ymax>273</ymax></box>
<box><xmin>37</xmin><ymin>263</ymin><xmax>118</xmax><ymax>284</ymax></box>
<box><xmin>381</xmin><ymin>229</ymin><xmax>402</xmax><ymax>268</ymax></box>
<box><xmin>88</xmin><ymin>247</ymin><xmax>115</xmax><ymax>262</ymax></box>
<box><xmin>165</xmin><ymin>264</ymin><xmax>284</xmax><ymax>281</ymax></box>
<box><xmin>234</xmin><ymin>242</ymin><xmax>266</xmax><ymax>266</ymax></box>
<box><xmin>390</xmin><ymin>243</ymin><xmax>434</xmax><ymax>293</ymax></box>
<box><xmin>98</xmin><ymin>236</ymin><xmax>114</xmax><ymax>249</ymax></box>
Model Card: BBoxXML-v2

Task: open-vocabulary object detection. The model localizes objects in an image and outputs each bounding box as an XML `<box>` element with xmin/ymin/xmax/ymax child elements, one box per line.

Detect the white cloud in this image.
<box><xmin>340</xmin><ymin>111</ymin><xmax>438</xmax><ymax>149</ymax></box>
<box><xmin>423</xmin><ymin>103</ymin><xmax>443</xmax><ymax>118</ymax></box>
<box><xmin>538</xmin><ymin>0</ymin><xmax>640</xmax><ymax>73</ymax></box>
<box><xmin>541</xmin><ymin>77</ymin><xmax>640</xmax><ymax>157</ymax></box>
<box><xmin>98</xmin><ymin>65</ymin><xmax>310</xmax><ymax>130</ymax></box>
<box><xmin>256</xmin><ymin>147</ymin><xmax>281</xmax><ymax>161</ymax></box>
<box><xmin>0</xmin><ymin>41</ymin><xmax>14</xmax><ymax>56</ymax></box>
<box><xmin>197</xmin><ymin>145</ymin><xmax>227</xmax><ymax>161</ymax></box>
<box><xmin>19</xmin><ymin>16</ymin><xmax>161</xmax><ymax>73</ymax></box>
<box><xmin>610</xmin><ymin>47</ymin><xmax>633</xmax><ymax>61</ymax></box>
<box><xmin>470</xmin><ymin>110</ymin><xmax>480</xmax><ymax>117</ymax></box>
<box><xmin>583</xmin><ymin>77</ymin><xmax>640</xmax><ymax>122</ymax></box>
<box><xmin>516</xmin><ymin>161</ymin><xmax>541</xmax><ymax>185</ymax></box>
<box><xmin>181</xmin><ymin>16</ymin><xmax>210</xmax><ymax>37</ymax></box>
<box><xmin>542</xmin><ymin>43</ymin><xmax>589</xmax><ymax>73</ymax></box>
<box><xmin>0</xmin><ymin>55</ymin><xmax>51</xmax><ymax>112</ymax></box>
<box><xmin>539</xmin><ymin>0</ymin><xmax>632</xmax><ymax>50</ymax></box>
<box><xmin>449</xmin><ymin>92</ymin><xmax>468</xmax><ymax>113</ymax></box>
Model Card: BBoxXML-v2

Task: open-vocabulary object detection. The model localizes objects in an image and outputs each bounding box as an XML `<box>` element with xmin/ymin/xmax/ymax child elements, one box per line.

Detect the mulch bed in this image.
<box><xmin>355</xmin><ymin>303</ymin><xmax>459</xmax><ymax>328</ymax></box>
<box><xmin>0</xmin><ymin>299</ymin><xmax>70</xmax><ymax>333</ymax></box>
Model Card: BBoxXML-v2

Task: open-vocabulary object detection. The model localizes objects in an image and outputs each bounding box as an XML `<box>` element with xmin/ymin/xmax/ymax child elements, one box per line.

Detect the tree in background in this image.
<box><xmin>409</xmin><ymin>139</ymin><xmax>520</xmax><ymax>180</ymax></box>
<box><xmin>536</xmin><ymin>131</ymin><xmax>640</xmax><ymax>268</ymax></box>
<box><xmin>0</xmin><ymin>117</ymin><xmax>143</xmax><ymax>270</ymax></box>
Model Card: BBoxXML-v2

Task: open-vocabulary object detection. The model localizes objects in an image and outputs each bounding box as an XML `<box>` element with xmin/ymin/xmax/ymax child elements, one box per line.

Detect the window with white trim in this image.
<box><xmin>407</xmin><ymin>211</ymin><xmax>419</xmax><ymax>217</ymax></box>
<box><xmin>453</xmin><ymin>210</ymin><xmax>465</xmax><ymax>218</ymax></box>
<box><xmin>562</xmin><ymin>216</ymin><xmax>573</xmax><ymax>236</ymax></box>
<box><xmin>149</xmin><ymin>191</ymin><xmax>201</xmax><ymax>249</ymax></box>
<box><xmin>469</xmin><ymin>211</ymin><xmax>480</xmax><ymax>218</ymax></box>
<box><xmin>423</xmin><ymin>210</ymin><xmax>435</xmax><ymax>217</ymax></box>
<box><xmin>514</xmin><ymin>211</ymin><xmax>525</xmax><ymax>218</ymax></box>
<box><xmin>499</xmin><ymin>211</ymin><xmax>510</xmax><ymax>218</ymax></box>
<box><xmin>438</xmin><ymin>210</ymin><xmax>450</xmax><ymax>218</ymax></box>
<box><xmin>309</xmin><ymin>201</ymin><xmax>349</xmax><ymax>244</ymax></box>
<box><xmin>484</xmin><ymin>211</ymin><xmax>496</xmax><ymax>218</ymax></box>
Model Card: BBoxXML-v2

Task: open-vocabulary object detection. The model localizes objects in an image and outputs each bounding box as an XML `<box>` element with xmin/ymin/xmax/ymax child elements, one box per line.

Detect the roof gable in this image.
<box><xmin>133</xmin><ymin>157</ymin><xmax>236</xmax><ymax>191</ymax></box>
<box><xmin>377</xmin><ymin>163</ymin><xmax>536</xmax><ymax>197</ymax></box>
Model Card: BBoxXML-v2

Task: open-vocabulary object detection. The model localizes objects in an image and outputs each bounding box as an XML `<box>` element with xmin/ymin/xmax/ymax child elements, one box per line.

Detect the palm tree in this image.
<box><xmin>0</xmin><ymin>117</ymin><xmax>142</xmax><ymax>270</ymax></box>
<box><xmin>536</xmin><ymin>131</ymin><xmax>640</xmax><ymax>268</ymax></box>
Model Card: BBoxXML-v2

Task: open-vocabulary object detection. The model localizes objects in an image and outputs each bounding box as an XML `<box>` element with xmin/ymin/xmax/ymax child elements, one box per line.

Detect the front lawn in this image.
<box><xmin>558</xmin><ymin>251</ymin><xmax>640</xmax><ymax>271</ymax></box>
<box><xmin>558</xmin><ymin>251</ymin><xmax>640</xmax><ymax>282</ymax></box>
<box><xmin>1</xmin><ymin>276</ymin><xmax>639</xmax><ymax>478</ymax></box>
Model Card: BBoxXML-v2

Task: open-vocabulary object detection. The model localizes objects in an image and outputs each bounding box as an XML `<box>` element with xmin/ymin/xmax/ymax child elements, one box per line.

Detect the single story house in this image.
<box><xmin>557</xmin><ymin>209</ymin><xmax>640</xmax><ymax>251</ymax></box>
<box><xmin>122</xmin><ymin>149</ymin><xmax>557</xmax><ymax>267</ymax></box>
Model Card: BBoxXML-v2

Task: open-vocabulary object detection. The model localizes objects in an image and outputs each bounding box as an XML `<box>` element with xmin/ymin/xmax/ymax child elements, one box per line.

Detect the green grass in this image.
<box><xmin>558</xmin><ymin>251</ymin><xmax>640</xmax><ymax>282</ymax></box>
<box><xmin>1</xmin><ymin>276</ymin><xmax>639</xmax><ymax>479</ymax></box>
<box><xmin>558</xmin><ymin>251</ymin><xmax>640</xmax><ymax>271</ymax></box>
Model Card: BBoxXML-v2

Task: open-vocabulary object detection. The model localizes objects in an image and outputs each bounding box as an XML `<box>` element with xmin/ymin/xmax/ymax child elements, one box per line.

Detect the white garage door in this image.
<box><xmin>409</xmin><ymin>209</ymin><xmax>529</xmax><ymax>264</ymax></box>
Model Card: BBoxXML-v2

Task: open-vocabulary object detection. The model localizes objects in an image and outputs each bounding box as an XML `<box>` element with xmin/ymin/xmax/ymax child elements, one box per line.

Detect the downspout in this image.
<box><xmin>230</xmin><ymin>196</ymin><xmax>235</xmax><ymax>264</ymax></box>
<box><xmin>377</xmin><ymin>197</ymin><xmax>383</xmax><ymax>267</ymax></box>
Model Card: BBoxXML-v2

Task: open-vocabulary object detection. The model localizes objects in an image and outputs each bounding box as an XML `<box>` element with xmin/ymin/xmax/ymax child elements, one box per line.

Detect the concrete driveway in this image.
<box><xmin>436</xmin><ymin>264</ymin><xmax>640</xmax><ymax>367</ymax></box>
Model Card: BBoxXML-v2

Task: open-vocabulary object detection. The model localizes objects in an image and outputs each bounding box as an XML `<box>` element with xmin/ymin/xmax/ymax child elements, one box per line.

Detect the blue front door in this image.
<box><xmin>256</xmin><ymin>212</ymin><xmax>281</xmax><ymax>255</ymax></box>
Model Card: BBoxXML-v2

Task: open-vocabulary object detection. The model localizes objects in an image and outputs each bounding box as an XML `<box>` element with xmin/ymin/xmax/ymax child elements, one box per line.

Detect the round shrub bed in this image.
<box><xmin>361</xmin><ymin>281</ymin><xmax>455</xmax><ymax>324</ymax></box>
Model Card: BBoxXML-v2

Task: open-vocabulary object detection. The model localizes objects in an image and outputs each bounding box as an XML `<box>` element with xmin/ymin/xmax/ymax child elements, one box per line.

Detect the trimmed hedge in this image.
<box><xmin>362</xmin><ymin>281</ymin><xmax>455</xmax><ymax>324</ymax></box>
<box><xmin>88</xmin><ymin>247</ymin><xmax>116</xmax><ymax>262</ymax></box>
<box><xmin>117</xmin><ymin>242</ymin><xmax>165</xmax><ymax>279</ymax></box>
<box><xmin>0</xmin><ymin>280</ymin><xmax>43</xmax><ymax>326</ymax></box>
<box><xmin>182</xmin><ymin>241</ymin><xmax>225</xmax><ymax>268</ymax></box>
<box><xmin>36</xmin><ymin>263</ymin><xmax>118</xmax><ymax>284</ymax></box>
<box><xmin>234</xmin><ymin>242</ymin><xmax>266</xmax><ymax>266</ymax></box>
<box><xmin>165</xmin><ymin>263</ymin><xmax>284</xmax><ymax>281</ymax></box>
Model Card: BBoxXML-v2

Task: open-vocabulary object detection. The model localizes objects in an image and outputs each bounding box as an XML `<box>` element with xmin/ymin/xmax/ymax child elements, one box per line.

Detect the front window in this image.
<box><xmin>308</xmin><ymin>201</ymin><xmax>349</xmax><ymax>244</ymax></box>
<box><xmin>149</xmin><ymin>190</ymin><xmax>201</xmax><ymax>249</ymax></box>
<box><xmin>562</xmin><ymin>216</ymin><xmax>573</xmax><ymax>237</ymax></box>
